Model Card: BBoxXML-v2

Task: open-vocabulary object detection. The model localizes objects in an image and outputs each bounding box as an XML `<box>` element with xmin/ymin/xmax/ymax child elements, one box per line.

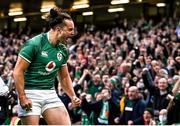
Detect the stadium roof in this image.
<box><xmin>0</xmin><ymin>0</ymin><xmax>177</xmax><ymax>18</ymax></box>
<box><xmin>0</xmin><ymin>0</ymin><xmax>179</xmax><ymax>31</ymax></box>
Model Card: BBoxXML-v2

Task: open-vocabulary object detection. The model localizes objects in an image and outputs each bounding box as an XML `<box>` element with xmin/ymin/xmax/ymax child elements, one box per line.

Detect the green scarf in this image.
<box><xmin>81</xmin><ymin>111</ymin><xmax>96</xmax><ymax>125</ymax></box>
<box><xmin>98</xmin><ymin>100</ymin><xmax>109</xmax><ymax>124</ymax></box>
<box><xmin>81</xmin><ymin>111</ymin><xmax>91</xmax><ymax>125</ymax></box>
<box><xmin>4</xmin><ymin>117</ymin><xmax>10</xmax><ymax>125</ymax></box>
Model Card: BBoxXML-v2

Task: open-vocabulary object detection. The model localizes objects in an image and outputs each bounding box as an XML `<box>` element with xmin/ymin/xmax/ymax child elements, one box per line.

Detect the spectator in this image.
<box><xmin>119</xmin><ymin>86</ymin><xmax>146</xmax><ymax>125</ymax></box>
<box><xmin>86</xmin><ymin>74</ymin><xmax>104</xmax><ymax>99</ymax></box>
<box><xmin>157</xmin><ymin>109</ymin><xmax>168</xmax><ymax>125</ymax></box>
<box><xmin>80</xmin><ymin>88</ymin><xmax>119</xmax><ymax>125</ymax></box>
<box><xmin>142</xmin><ymin>68</ymin><xmax>171</xmax><ymax>115</ymax></box>
<box><xmin>133</xmin><ymin>108</ymin><xmax>156</xmax><ymax>125</ymax></box>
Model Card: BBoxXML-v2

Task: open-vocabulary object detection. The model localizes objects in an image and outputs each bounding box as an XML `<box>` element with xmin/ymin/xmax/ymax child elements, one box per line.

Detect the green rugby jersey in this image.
<box><xmin>19</xmin><ymin>32</ymin><xmax>69</xmax><ymax>89</ymax></box>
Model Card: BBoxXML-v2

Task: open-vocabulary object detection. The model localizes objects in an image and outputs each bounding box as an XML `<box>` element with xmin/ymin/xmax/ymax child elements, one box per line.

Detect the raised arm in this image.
<box><xmin>77</xmin><ymin>69</ymin><xmax>90</xmax><ymax>85</ymax></box>
<box><xmin>172</xmin><ymin>78</ymin><xmax>180</xmax><ymax>95</ymax></box>
<box><xmin>142</xmin><ymin>68</ymin><xmax>156</xmax><ymax>94</ymax></box>
<box><xmin>166</xmin><ymin>78</ymin><xmax>180</xmax><ymax>111</ymax></box>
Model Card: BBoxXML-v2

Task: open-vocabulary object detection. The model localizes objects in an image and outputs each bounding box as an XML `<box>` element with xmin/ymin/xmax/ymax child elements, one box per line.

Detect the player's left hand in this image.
<box><xmin>71</xmin><ymin>96</ymin><xmax>81</xmax><ymax>107</ymax></box>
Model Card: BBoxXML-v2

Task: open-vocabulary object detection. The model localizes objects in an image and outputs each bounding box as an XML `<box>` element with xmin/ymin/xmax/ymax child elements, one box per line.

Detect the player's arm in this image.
<box><xmin>58</xmin><ymin>65</ymin><xmax>81</xmax><ymax>107</ymax></box>
<box><xmin>13</xmin><ymin>56</ymin><xmax>32</xmax><ymax>110</ymax></box>
<box><xmin>13</xmin><ymin>56</ymin><xmax>29</xmax><ymax>97</ymax></box>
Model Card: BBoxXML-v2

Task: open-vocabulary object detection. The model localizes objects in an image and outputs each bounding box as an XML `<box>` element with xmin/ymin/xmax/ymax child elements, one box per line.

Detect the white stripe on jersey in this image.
<box><xmin>61</xmin><ymin>63</ymin><xmax>67</xmax><ymax>66</ymax></box>
<box><xmin>19</xmin><ymin>54</ymin><xmax>31</xmax><ymax>63</ymax></box>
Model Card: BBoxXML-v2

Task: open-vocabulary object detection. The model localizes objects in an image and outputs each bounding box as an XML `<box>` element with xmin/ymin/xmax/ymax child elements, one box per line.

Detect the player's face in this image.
<box><xmin>58</xmin><ymin>19</ymin><xmax>75</xmax><ymax>42</ymax></box>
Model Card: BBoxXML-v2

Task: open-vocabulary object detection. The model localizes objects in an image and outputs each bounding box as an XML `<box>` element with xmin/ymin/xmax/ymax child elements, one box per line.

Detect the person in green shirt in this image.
<box><xmin>87</xmin><ymin>74</ymin><xmax>104</xmax><ymax>99</ymax></box>
<box><xmin>13</xmin><ymin>6</ymin><xmax>81</xmax><ymax>125</ymax></box>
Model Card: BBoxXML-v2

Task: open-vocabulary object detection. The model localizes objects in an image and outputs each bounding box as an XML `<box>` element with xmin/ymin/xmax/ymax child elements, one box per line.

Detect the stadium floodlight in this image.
<box><xmin>156</xmin><ymin>3</ymin><xmax>166</xmax><ymax>7</ymax></box>
<box><xmin>74</xmin><ymin>0</ymin><xmax>88</xmax><ymax>5</ymax></box>
<box><xmin>108</xmin><ymin>8</ymin><xmax>124</xmax><ymax>13</ymax></box>
<box><xmin>82</xmin><ymin>11</ymin><xmax>93</xmax><ymax>16</ymax></box>
<box><xmin>40</xmin><ymin>8</ymin><xmax>51</xmax><ymax>13</ymax></box>
<box><xmin>9</xmin><ymin>3</ymin><xmax>23</xmax><ymax>16</ymax></box>
<box><xmin>0</xmin><ymin>11</ymin><xmax>4</xmax><ymax>18</ymax></box>
<box><xmin>72</xmin><ymin>4</ymin><xmax>89</xmax><ymax>9</ymax></box>
<box><xmin>8</xmin><ymin>11</ymin><xmax>23</xmax><ymax>16</ymax></box>
<box><xmin>111</xmin><ymin>0</ymin><xmax>129</xmax><ymax>5</ymax></box>
<box><xmin>41</xmin><ymin>1</ymin><xmax>55</xmax><ymax>13</ymax></box>
<box><xmin>14</xmin><ymin>17</ymin><xmax>27</xmax><ymax>22</ymax></box>
<box><xmin>41</xmin><ymin>15</ymin><xmax>46</xmax><ymax>19</ymax></box>
<box><xmin>72</xmin><ymin>0</ymin><xmax>89</xmax><ymax>9</ymax></box>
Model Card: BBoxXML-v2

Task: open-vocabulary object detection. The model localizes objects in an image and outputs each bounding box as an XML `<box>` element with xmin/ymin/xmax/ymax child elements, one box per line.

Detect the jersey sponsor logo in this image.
<box><xmin>57</xmin><ymin>52</ymin><xmax>62</xmax><ymax>61</ymax></box>
<box><xmin>38</xmin><ymin>71</ymin><xmax>51</xmax><ymax>75</ymax></box>
<box><xmin>45</xmin><ymin>61</ymin><xmax>56</xmax><ymax>72</ymax></box>
<box><xmin>41</xmin><ymin>51</ymin><xmax>48</xmax><ymax>57</ymax></box>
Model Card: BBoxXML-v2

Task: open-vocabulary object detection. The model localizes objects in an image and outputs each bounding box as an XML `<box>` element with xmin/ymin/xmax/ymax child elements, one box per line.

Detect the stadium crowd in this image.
<box><xmin>0</xmin><ymin>17</ymin><xmax>180</xmax><ymax>125</ymax></box>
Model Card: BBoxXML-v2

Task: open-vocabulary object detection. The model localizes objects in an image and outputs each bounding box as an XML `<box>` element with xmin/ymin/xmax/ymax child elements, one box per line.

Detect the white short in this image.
<box><xmin>18</xmin><ymin>90</ymin><xmax>65</xmax><ymax>117</ymax></box>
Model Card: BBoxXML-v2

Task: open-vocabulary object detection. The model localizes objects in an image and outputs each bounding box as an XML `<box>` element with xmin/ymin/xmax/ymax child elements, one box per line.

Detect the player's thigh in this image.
<box><xmin>42</xmin><ymin>107</ymin><xmax>71</xmax><ymax>125</ymax></box>
<box><xmin>20</xmin><ymin>115</ymin><xmax>40</xmax><ymax>125</ymax></box>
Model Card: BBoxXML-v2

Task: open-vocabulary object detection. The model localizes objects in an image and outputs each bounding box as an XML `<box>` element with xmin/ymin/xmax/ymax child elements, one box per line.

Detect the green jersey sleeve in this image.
<box><xmin>19</xmin><ymin>41</ymin><xmax>37</xmax><ymax>63</ymax></box>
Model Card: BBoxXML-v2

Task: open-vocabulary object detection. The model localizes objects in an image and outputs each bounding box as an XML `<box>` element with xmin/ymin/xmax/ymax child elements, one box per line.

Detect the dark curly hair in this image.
<box><xmin>45</xmin><ymin>6</ymin><xmax>72</xmax><ymax>28</ymax></box>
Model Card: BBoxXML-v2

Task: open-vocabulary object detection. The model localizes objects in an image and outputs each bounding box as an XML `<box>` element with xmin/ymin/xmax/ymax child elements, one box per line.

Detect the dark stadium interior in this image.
<box><xmin>0</xmin><ymin>0</ymin><xmax>179</xmax><ymax>32</ymax></box>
